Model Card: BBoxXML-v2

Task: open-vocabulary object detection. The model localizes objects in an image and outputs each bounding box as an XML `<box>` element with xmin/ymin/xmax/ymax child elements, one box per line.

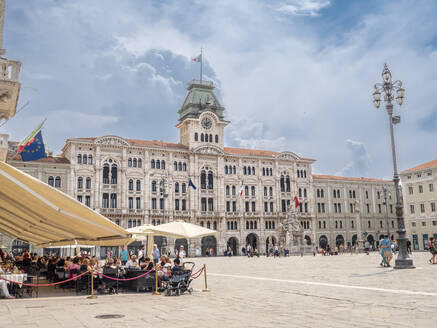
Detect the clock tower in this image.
<box><xmin>177</xmin><ymin>79</ymin><xmax>229</xmax><ymax>150</ymax></box>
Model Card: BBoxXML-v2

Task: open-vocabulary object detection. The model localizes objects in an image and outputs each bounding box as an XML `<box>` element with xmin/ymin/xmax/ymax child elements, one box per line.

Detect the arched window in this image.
<box><xmin>252</xmin><ymin>167</ymin><xmax>255</xmax><ymax>175</ymax></box>
<box><xmin>243</xmin><ymin>167</ymin><xmax>247</xmax><ymax>175</ymax></box>
<box><xmin>133</xmin><ymin>158</ymin><xmax>137</xmax><ymax>168</ymax></box>
<box><xmin>251</xmin><ymin>186</ymin><xmax>255</xmax><ymax>197</ymax></box>
<box><xmin>77</xmin><ymin>176</ymin><xmax>83</xmax><ymax>189</ymax></box>
<box><xmin>205</xmin><ymin>134</ymin><xmax>208</xmax><ymax>142</ymax></box>
<box><xmin>233</xmin><ymin>166</ymin><xmax>236</xmax><ymax>174</ymax></box>
<box><xmin>226</xmin><ymin>185</ymin><xmax>230</xmax><ymax>196</ymax></box>
<box><xmin>246</xmin><ymin>221</ymin><xmax>249</xmax><ymax>229</ymax></box>
<box><xmin>207</xmin><ymin>221</ymin><xmax>211</xmax><ymax>229</ymax></box>
<box><xmin>227</xmin><ymin>221</ymin><xmax>230</xmax><ymax>230</ymax></box>
<box><xmin>128</xmin><ymin>179</ymin><xmax>133</xmax><ymax>191</ymax></box>
<box><xmin>280</xmin><ymin>175</ymin><xmax>285</xmax><ymax>192</ymax></box>
<box><xmin>250</xmin><ymin>221</ymin><xmax>254</xmax><ymax>229</ymax></box>
<box><xmin>213</xmin><ymin>221</ymin><xmax>217</xmax><ymax>230</ymax></box>
<box><xmin>245</xmin><ymin>186</ymin><xmax>249</xmax><ymax>196</ymax></box>
<box><xmin>128</xmin><ymin>158</ymin><xmax>132</xmax><ymax>167</ymax></box>
<box><xmin>269</xmin><ymin>187</ymin><xmax>273</xmax><ymax>196</ymax></box>
<box><xmin>264</xmin><ymin>187</ymin><xmax>267</xmax><ymax>196</ymax></box>
<box><xmin>209</xmin><ymin>134</ymin><xmax>212</xmax><ymax>142</ymax></box>
<box><xmin>225</xmin><ymin>166</ymin><xmax>228</xmax><ymax>174</ymax></box>
<box><xmin>304</xmin><ymin>170</ymin><xmax>307</xmax><ymax>178</ymax></box>
<box><xmin>151</xmin><ymin>159</ymin><xmax>155</xmax><ymax>169</ymax></box>
<box><xmin>304</xmin><ymin>188</ymin><xmax>307</xmax><ymax>197</ymax></box>
<box><xmin>234</xmin><ymin>221</ymin><xmax>237</xmax><ymax>229</ymax></box>
<box><xmin>103</xmin><ymin>164</ymin><xmax>109</xmax><ymax>184</ymax></box>
<box><xmin>200</xmin><ymin>171</ymin><xmax>206</xmax><ymax>189</ymax></box>
<box><xmin>156</xmin><ymin>160</ymin><xmax>160</xmax><ymax>169</ymax></box>
<box><xmin>201</xmin><ymin>133</ymin><xmax>204</xmax><ymax>142</ymax></box>
<box><xmin>174</xmin><ymin>161</ymin><xmax>178</xmax><ymax>171</ymax></box>
<box><xmin>136</xmin><ymin>180</ymin><xmax>141</xmax><ymax>191</ymax></box>
<box><xmin>215</xmin><ymin>135</ymin><xmax>218</xmax><ymax>143</ymax></box>
<box><xmin>110</xmin><ymin>193</ymin><xmax>117</xmax><ymax>208</ymax></box>
<box><xmin>182</xmin><ymin>183</ymin><xmax>186</xmax><ymax>193</ymax></box>
<box><xmin>55</xmin><ymin>176</ymin><xmax>61</xmax><ymax>188</ymax></box>
<box><xmin>111</xmin><ymin>164</ymin><xmax>118</xmax><ymax>184</ymax></box>
<box><xmin>128</xmin><ymin>220</ymin><xmax>132</xmax><ymax>228</ymax></box>
<box><xmin>175</xmin><ymin>182</ymin><xmax>179</xmax><ymax>193</ymax></box>
<box><xmin>183</xmin><ymin>163</ymin><xmax>187</xmax><ymax>171</ymax></box>
<box><xmin>297</xmin><ymin>170</ymin><xmax>300</xmax><ymax>178</ymax></box>
<box><xmin>269</xmin><ymin>168</ymin><xmax>272</xmax><ymax>176</ymax></box>
<box><xmin>48</xmin><ymin>176</ymin><xmax>54</xmax><ymax>186</ymax></box>
<box><xmin>102</xmin><ymin>193</ymin><xmax>109</xmax><ymax>208</ymax></box>
<box><xmin>152</xmin><ymin>181</ymin><xmax>157</xmax><ymax>192</ymax></box>
<box><xmin>262</xmin><ymin>168</ymin><xmax>265</xmax><ymax>176</ymax></box>
<box><xmin>232</xmin><ymin>186</ymin><xmax>236</xmax><ymax>196</ymax></box>
<box><xmin>138</xmin><ymin>158</ymin><xmax>142</xmax><ymax>168</ymax></box>
<box><xmin>299</xmin><ymin>188</ymin><xmax>302</xmax><ymax>197</ymax></box>
<box><xmin>195</xmin><ymin>132</ymin><xmax>198</xmax><ymax>141</ymax></box>
<box><xmin>161</xmin><ymin>160</ymin><xmax>165</xmax><ymax>169</ymax></box>
<box><xmin>207</xmin><ymin>171</ymin><xmax>213</xmax><ymax>189</ymax></box>
<box><xmin>83</xmin><ymin>155</ymin><xmax>87</xmax><ymax>165</ymax></box>
<box><xmin>286</xmin><ymin>175</ymin><xmax>290</xmax><ymax>192</ymax></box>
<box><xmin>86</xmin><ymin>177</ymin><xmax>91</xmax><ymax>189</ymax></box>
<box><xmin>77</xmin><ymin>154</ymin><xmax>82</xmax><ymax>164</ymax></box>
<box><xmin>178</xmin><ymin>162</ymin><xmax>182</xmax><ymax>171</ymax></box>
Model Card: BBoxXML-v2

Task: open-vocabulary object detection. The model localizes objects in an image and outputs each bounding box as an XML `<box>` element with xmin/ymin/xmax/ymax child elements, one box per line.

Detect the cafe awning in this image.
<box><xmin>0</xmin><ymin>161</ymin><xmax>132</xmax><ymax>248</ymax></box>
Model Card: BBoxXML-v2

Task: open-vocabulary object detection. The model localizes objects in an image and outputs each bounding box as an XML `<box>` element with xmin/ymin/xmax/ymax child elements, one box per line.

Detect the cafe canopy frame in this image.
<box><xmin>0</xmin><ymin>161</ymin><xmax>133</xmax><ymax>248</ymax></box>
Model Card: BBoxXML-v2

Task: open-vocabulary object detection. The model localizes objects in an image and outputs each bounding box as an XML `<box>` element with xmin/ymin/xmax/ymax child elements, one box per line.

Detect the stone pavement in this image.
<box><xmin>1</xmin><ymin>252</ymin><xmax>436</xmax><ymax>328</ymax></box>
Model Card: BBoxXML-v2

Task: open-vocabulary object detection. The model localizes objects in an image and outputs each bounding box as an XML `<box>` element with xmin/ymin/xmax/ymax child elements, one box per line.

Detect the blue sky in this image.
<box><xmin>2</xmin><ymin>0</ymin><xmax>437</xmax><ymax>179</ymax></box>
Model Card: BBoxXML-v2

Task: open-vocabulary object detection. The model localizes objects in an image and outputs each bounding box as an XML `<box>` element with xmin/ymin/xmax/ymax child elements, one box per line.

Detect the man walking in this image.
<box><xmin>380</xmin><ymin>235</ymin><xmax>392</xmax><ymax>267</ymax></box>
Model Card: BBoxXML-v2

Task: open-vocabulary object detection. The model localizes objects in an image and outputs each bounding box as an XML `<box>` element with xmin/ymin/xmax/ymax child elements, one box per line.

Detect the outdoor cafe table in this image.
<box><xmin>1</xmin><ymin>273</ymin><xmax>28</xmax><ymax>287</ymax></box>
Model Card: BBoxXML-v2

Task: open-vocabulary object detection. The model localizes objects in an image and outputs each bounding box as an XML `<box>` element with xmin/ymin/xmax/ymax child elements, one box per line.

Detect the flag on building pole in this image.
<box><xmin>294</xmin><ymin>196</ymin><xmax>300</xmax><ymax>209</ymax></box>
<box><xmin>193</xmin><ymin>48</ymin><xmax>203</xmax><ymax>82</ymax></box>
<box><xmin>239</xmin><ymin>182</ymin><xmax>244</xmax><ymax>197</ymax></box>
<box><xmin>188</xmin><ymin>179</ymin><xmax>197</xmax><ymax>190</ymax></box>
<box><xmin>17</xmin><ymin>120</ymin><xmax>47</xmax><ymax>162</ymax></box>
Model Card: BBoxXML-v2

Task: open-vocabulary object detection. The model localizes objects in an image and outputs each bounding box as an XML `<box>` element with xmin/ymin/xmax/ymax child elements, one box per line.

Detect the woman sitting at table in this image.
<box><xmin>141</xmin><ymin>257</ymin><xmax>154</xmax><ymax>272</ymax></box>
<box><xmin>67</xmin><ymin>258</ymin><xmax>80</xmax><ymax>279</ymax></box>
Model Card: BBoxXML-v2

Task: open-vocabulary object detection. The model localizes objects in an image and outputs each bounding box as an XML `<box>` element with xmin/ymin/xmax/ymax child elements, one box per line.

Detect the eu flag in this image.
<box><xmin>21</xmin><ymin>130</ymin><xmax>46</xmax><ymax>162</ymax></box>
<box><xmin>188</xmin><ymin>179</ymin><xmax>197</xmax><ymax>190</ymax></box>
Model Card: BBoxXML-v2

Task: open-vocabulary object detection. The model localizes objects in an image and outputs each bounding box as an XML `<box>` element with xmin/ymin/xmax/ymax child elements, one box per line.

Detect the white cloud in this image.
<box><xmin>273</xmin><ymin>0</ymin><xmax>331</xmax><ymax>16</ymax></box>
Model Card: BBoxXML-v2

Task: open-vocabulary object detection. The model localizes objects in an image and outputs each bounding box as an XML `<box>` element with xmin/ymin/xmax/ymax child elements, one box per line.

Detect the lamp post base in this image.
<box><xmin>394</xmin><ymin>258</ymin><xmax>415</xmax><ymax>269</ymax></box>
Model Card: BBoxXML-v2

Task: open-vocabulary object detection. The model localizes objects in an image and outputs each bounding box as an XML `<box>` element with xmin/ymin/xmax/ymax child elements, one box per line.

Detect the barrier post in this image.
<box><xmin>87</xmin><ymin>269</ymin><xmax>97</xmax><ymax>299</ymax></box>
<box><xmin>152</xmin><ymin>264</ymin><xmax>160</xmax><ymax>295</ymax></box>
<box><xmin>202</xmin><ymin>264</ymin><xmax>210</xmax><ymax>292</ymax></box>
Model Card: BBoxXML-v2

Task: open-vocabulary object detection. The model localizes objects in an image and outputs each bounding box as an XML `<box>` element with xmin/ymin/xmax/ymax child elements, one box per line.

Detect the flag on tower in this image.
<box><xmin>239</xmin><ymin>182</ymin><xmax>244</xmax><ymax>197</ymax></box>
<box><xmin>188</xmin><ymin>179</ymin><xmax>197</xmax><ymax>190</ymax></box>
<box><xmin>294</xmin><ymin>196</ymin><xmax>300</xmax><ymax>208</ymax></box>
<box><xmin>18</xmin><ymin>120</ymin><xmax>47</xmax><ymax>162</ymax></box>
<box><xmin>193</xmin><ymin>54</ymin><xmax>202</xmax><ymax>62</ymax></box>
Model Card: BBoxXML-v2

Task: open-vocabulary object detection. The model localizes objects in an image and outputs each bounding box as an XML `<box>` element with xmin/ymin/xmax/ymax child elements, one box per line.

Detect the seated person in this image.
<box><xmin>171</xmin><ymin>258</ymin><xmax>185</xmax><ymax>276</ymax></box>
<box><xmin>125</xmin><ymin>255</ymin><xmax>139</xmax><ymax>268</ymax></box>
<box><xmin>0</xmin><ymin>265</ymin><xmax>14</xmax><ymax>299</ymax></box>
<box><xmin>141</xmin><ymin>257</ymin><xmax>154</xmax><ymax>272</ymax></box>
<box><xmin>67</xmin><ymin>258</ymin><xmax>81</xmax><ymax>278</ymax></box>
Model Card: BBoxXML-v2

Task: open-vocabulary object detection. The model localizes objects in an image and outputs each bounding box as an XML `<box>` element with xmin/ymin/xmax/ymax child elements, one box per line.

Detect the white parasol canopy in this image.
<box><xmin>148</xmin><ymin>220</ymin><xmax>217</xmax><ymax>239</ymax></box>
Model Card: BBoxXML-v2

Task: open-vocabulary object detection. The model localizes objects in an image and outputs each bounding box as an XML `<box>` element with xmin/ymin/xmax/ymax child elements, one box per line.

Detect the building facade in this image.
<box><xmin>4</xmin><ymin>80</ymin><xmax>400</xmax><ymax>257</ymax></box>
<box><xmin>400</xmin><ymin>159</ymin><xmax>437</xmax><ymax>250</ymax></box>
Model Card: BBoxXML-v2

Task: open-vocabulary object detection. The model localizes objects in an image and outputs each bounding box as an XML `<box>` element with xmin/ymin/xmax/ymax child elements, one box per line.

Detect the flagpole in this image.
<box><xmin>200</xmin><ymin>47</ymin><xmax>203</xmax><ymax>83</ymax></box>
<box><xmin>20</xmin><ymin>118</ymin><xmax>46</xmax><ymax>146</ymax></box>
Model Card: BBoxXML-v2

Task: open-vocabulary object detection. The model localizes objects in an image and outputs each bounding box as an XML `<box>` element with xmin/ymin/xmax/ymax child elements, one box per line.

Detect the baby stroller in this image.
<box><xmin>164</xmin><ymin>262</ymin><xmax>194</xmax><ymax>296</ymax></box>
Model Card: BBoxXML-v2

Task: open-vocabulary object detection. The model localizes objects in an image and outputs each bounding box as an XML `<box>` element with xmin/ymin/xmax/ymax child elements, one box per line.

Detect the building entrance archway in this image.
<box><xmin>246</xmin><ymin>233</ymin><xmax>258</xmax><ymax>250</ymax></box>
<box><xmin>227</xmin><ymin>237</ymin><xmax>238</xmax><ymax>256</ymax></box>
<box><xmin>201</xmin><ymin>236</ymin><xmax>217</xmax><ymax>256</ymax></box>
<box><xmin>319</xmin><ymin>235</ymin><xmax>328</xmax><ymax>249</ymax></box>
<box><xmin>265</xmin><ymin>236</ymin><xmax>277</xmax><ymax>254</ymax></box>
<box><xmin>304</xmin><ymin>235</ymin><xmax>311</xmax><ymax>245</ymax></box>
<box><xmin>367</xmin><ymin>235</ymin><xmax>375</xmax><ymax>248</ymax></box>
<box><xmin>352</xmin><ymin>234</ymin><xmax>357</xmax><ymax>246</ymax></box>
<box><xmin>336</xmin><ymin>235</ymin><xmax>344</xmax><ymax>247</ymax></box>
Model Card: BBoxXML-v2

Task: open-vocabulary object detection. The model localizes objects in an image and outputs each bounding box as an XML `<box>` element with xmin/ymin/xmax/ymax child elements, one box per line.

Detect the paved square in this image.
<box><xmin>1</xmin><ymin>252</ymin><xmax>436</xmax><ymax>328</ymax></box>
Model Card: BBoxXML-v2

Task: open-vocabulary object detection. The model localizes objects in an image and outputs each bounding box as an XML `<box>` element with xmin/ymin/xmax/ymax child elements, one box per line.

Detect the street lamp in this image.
<box><xmin>373</xmin><ymin>63</ymin><xmax>414</xmax><ymax>269</ymax></box>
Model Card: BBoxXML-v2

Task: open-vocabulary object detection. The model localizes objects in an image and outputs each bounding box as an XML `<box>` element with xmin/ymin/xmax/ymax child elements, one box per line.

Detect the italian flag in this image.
<box><xmin>193</xmin><ymin>54</ymin><xmax>202</xmax><ymax>62</ymax></box>
<box><xmin>239</xmin><ymin>182</ymin><xmax>244</xmax><ymax>197</ymax></box>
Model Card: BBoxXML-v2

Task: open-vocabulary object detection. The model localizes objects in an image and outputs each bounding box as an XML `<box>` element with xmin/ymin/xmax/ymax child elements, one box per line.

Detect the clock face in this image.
<box><xmin>201</xmin><ymin>117</ymin><xmax>213</xmax><ymax>130</ymax></box>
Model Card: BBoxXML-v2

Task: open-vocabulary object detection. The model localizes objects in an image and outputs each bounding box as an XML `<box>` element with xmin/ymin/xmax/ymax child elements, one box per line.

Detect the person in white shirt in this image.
<box><xmin>178</xmin><ymin>245</ymin><xmax>186</xmax><ymax>260</ymax></box>
<box><xmin>0</xmin><ymin>266</ymin><xmax>14</xmax><ymax>299</ymax></box>
<box><xmin>138</xmin><ymin>246</ymin><xmax>145</xmax><ymax>261</ymax></box>
<box><xmin>125</xmin><ymin>255</ymin><xmax>139</xmax><ymax>268</ymax></box>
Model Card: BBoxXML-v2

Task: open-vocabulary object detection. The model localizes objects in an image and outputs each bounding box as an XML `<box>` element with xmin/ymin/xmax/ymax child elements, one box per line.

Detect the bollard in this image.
<box><xmin>87</xmin><ymin>269</ymin><xmax>97</xmax><ymax>299</ymax></box>
<box><xmin>202</xmin><ymin>264</ymin><xmax>210</xmax><ymax>292</ymax></box>
<box><xmin>153</xmin><ymin>264</ymin><xmax>160</xmax><ymax>295</ymax></box>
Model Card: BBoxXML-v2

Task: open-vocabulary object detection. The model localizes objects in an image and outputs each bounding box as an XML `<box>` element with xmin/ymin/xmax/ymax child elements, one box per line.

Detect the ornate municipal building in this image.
<box><xmin>4</xmin><ymin>79</ymin><xmax>399</xmax><ymax>257</ymax></box>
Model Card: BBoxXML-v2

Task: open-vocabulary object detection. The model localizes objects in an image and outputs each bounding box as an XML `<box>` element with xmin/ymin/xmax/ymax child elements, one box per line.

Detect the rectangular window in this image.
<box><xmin>422</xmin><ymin>221</ymin><xmax>426</xmax><ymax>227</ymax></box>
<box><xmin>160</xmin><ymin>198</ymin><xmax>164</xmax><ymax>210</ymax></box>
<box><xmin>281</xmin><ymin>200</ymin><xmax>286</xmax><ymax>212</ymax></box>
<box><xmin>318</xmin><ymin>203</ymin><xmax>321</xmax><ymax>213</ymax></box>
<box><xmin>419</xmin><ymin>185</ymin><xmax>423</xmax><ymax>193</ymax></box>
<box><xmin>390</xmin><ymin>204</ymin><xmax>393</xmax><ymax>214</ymax></box>
<box><xmin>433</xmin><ymin>221</ymin><xmax>437</xmax><ymax>226</ymax></box>
<box><xmin>136</xmin><ymin>197</ymin><xmax>141</xmax><ymax>209</ymax></box>
<box><xmin>340</xmin><ymin>221</ymin><xmax>343</xmax><ymax>229</ymax></box>
<box><xmin>410</xmin><ymin>204</ymin><xmax>415</xmax><ymax>214</ymax></box>
<box><xmin>182</xmin><ymin>199</ymin><xmax>186</xmax><ymax>211</ymax></box>
<box><xmin>175</xmin><ymin>199</ymin><xmax>179</xmax><ymax>210</ymax></box>
<box><xmin>128</xmin><ymin>197</ymin><xmax>133</xmax><ymax>209</ymax></box>
<box><xmin>408</xmin><ymin>186</ymin><xmax>413</xmax><ymax>195</ymax></box>
<box><xmin>252</xmin><ymin>201</ymin><xmax>256</xmax><ymax>212</ymax></box>
<box><xmin>334</xmin><ymin>203</ymin><xmax>337</xmax><ymax>213</ymax></box>
<box><xmin>430</xmin><ymin>184</ymin><xmax>434</xmax><ymax>192</ymax></box>
<box><xmin>420</xmin><ymin>204</ymin><xmax>425</xmax><ymax>213</ymax></box>
<box><xmin>232</xmin><ymin>201</ymin><xmax>236</xmax><ymax>212</ymax></box>
<box><xmin>208</xmin><ymin>198</ymin><xmax>214</xmax><ymax>211</ymax></box>
<box><xmin>350</xmin><ymin>203</ymin><xmax>353</xmax><ymax>213</ymax></box>
<box><xmin>270</xmin><ymin>202</ymin><xmax>274</xmax><ymax>212</ymax></box>
<box><xmin>338</xmin><ymin>203</ymin><xmax>341</xmax><ymax>213</ymax></box>
<box><xmin>323</xmin><ymin>221</ymin><xmax>326</xmax><ymax>229</ymax></box>
<box><xmin>201</xmin><ymin>198</ymin><xmax>207</xmax><ymax>211</ymax></box>
<box><xmin>264</xmin><ymin>202</ymin><xmax>268</xmax><ymax>212</ymax></box>
<box><xmin>318</xmin><ymin>221</ymin><xmax>322</xmax><ymax>229</ymax></box>
<box><xmin>77</xmin><ymin>195</ymin><xmax>83</xmax><ymax>203</ymax></box>
<box><xmin>378</xmin><ymin>204</ymin><xmax>381</xmax><ymax>214</ymax></box>
<box><xmin>431</xmin><ymin>202</ymin><xmax>436</xmax><ymax>212</ymax></box>
<box><xmin>351</xmin><ymin>220</ymin><xmax>354</xmax><ymax>229</ymax></box>
<box><xmin>321</xmin><ymin>203</ymin><xmax>325</xmax><ymax>213</ymax></box>
<box><xmin>366</xmin><ymin>204</ymin><xmax>370</xmax><ymax>213</ymax></box>
<box><xmin>85</xmin><ymin>196</ymin><xmax>90</xmax><ymax>207</ymax></box>
<box><xmin>227</xmin><ymin>201</ymin><xmax>231</xmax><ymax>212</ymax></box>
<box><xmin>152</xmin><ymin>198</ymin><xmax>157</xmax><ymax>209</ymax></box>
<box><xmin>245</xmin><ymin>202</ymin><xmax>249</xmax><ymax>212</ymax></box>
<box><xmin>411</xmin><ymin>222</ymin><xmax>416</xmax><ymax>227</ymax></box>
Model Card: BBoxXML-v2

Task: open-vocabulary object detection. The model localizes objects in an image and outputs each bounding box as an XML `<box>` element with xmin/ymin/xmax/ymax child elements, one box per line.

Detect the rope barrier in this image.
<box><xmin>0</xmin><ymin>271</ymin><xmax>89</xmax><ymax>287</ymax></box>
<box><xmin>97</xmin><ymin>268</ymin><xmax>154</xmax><ymax>281</ymax></box>
<box><xmin>190</xmin><ymin>267</ymin><xmax>204</xmax><ymax>279</ymax></box>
